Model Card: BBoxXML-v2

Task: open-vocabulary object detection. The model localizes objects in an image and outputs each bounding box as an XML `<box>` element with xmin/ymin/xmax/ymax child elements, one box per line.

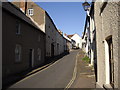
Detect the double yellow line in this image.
<box><xmin>64</xmin><ymin>52</ymin><xmax>79</xmax><ymax>89</ymax></box>
<box><xmin>11</xmin><ymin>51</ymin><xmax>79</xmax><ymax>88</ymax></box>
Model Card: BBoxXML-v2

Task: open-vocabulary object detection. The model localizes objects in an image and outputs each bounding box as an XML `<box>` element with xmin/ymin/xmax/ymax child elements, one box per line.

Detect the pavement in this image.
<box><xmin>70</xmin><ymin>50</ymin><xmax>96</xmax><ymax>89</ymax></box>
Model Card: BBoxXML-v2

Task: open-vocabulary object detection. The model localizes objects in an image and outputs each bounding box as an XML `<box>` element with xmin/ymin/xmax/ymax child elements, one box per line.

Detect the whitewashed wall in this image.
<box><xmin>71</xmin><ymin>34</ymin><xmax>82</xmax><ymax>49</ymax></box>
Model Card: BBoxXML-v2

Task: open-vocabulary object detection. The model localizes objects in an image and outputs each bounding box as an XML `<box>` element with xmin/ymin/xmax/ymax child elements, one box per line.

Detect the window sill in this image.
<box><xmin>103</xmin><ymin>84</ymin><xmax>113</xmax><ymax>90</ymax></box>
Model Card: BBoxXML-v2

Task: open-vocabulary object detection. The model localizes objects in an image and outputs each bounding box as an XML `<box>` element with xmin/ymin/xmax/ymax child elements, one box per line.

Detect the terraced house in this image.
<box><xmin>2</xmin><ymin>2</ymin><xmax>45</xmax><ymax>85</ymax></box>
<box><xmin>12</xmin><ymin>1</ymin><xmax>69</xmax><ymax>60</ymax></box>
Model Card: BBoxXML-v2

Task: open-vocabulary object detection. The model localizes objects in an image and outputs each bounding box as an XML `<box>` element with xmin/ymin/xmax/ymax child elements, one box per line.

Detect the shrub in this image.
<box><xmin>82</xmin><ymin>56</ymin><xmax>90</xmax><ymax>63</ymax></box>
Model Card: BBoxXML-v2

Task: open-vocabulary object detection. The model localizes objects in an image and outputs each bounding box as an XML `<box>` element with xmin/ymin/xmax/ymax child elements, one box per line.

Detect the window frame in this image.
<box><xmin>15</xmin><ymin>44</ymin><xmax>21</xmax><ymax>63</ymax></box>
<box><xmin>28</xmin><ymin>8</ymin><xmax>34</xmax><ymax>16</ymax></box>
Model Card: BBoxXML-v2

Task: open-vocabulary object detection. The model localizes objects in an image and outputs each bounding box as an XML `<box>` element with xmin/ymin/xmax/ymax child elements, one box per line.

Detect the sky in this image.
<box><xmin>36</xmin><ymin>2</ymin><xmax>86</xmax><ymax>37</ymax></box>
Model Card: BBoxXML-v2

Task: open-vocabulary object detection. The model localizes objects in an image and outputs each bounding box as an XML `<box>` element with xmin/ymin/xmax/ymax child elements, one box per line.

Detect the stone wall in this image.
<box><xmin>94</xmin><ymin>2</ymin><xmax>119</xmax><ymax>88</ymax></box>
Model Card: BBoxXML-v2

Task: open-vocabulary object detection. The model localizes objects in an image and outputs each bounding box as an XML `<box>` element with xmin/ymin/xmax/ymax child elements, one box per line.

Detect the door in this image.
<box><xmin>108</xmin><ymin>38</ymin><xmax>114</xmax><ymax>87</ymax></box>
<box><xmin>29</xmin><ymin>49</ymin><xmax>34</xmax><ymax>68</ymax></box>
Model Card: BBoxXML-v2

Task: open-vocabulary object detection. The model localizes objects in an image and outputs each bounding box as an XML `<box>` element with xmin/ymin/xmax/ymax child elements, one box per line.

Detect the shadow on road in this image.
<box><xmin>2</xmin><ymin>51</ymin><xmax>71</xmax><ymax>90</ymax></box>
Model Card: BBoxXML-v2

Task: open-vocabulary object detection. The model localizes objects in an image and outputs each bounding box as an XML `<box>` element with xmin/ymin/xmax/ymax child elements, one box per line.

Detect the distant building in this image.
<box><xmin>67</xmin><ymin>34</ymin><xmax>82</xmax><ymax>49</ymax></box>
<box><xmin>63</xmin><ymin>33</ymin><xmax>72</xmax><ymax>51</ymax></box>
<box><xmin>2</xmin><ymin>2</ymin><xmax>45</xmax><ymax>85</ymax></box>
<box><xmin>82</xmin><ymin>3</ymin><xmax>96</xmax><ymax>67</ymax></box>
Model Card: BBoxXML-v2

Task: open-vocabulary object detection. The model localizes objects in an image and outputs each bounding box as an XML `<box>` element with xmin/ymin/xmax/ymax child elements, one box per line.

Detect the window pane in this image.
<box><xmin>28</xmin><ymin>9</ymin><xmax>34</xmax><ymax>16</ymax></box>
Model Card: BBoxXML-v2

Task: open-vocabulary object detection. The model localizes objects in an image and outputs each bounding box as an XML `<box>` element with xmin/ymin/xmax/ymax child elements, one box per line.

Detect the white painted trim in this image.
<box><xmin>105</xmin><ymin>40</ymin><xmax>110</xmax><ymax>84</ymax></box>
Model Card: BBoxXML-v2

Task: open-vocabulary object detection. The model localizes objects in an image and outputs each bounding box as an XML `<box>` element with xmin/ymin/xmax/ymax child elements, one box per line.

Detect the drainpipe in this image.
<box><xmin>25</xmin><ymin>0</ymin><xmax>27</xmax><ymax>15</ymax></box>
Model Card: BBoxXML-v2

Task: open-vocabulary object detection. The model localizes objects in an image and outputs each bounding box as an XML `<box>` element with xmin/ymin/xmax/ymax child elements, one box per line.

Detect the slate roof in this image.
<box><xmin>2</xmin><ymin>2</ymin><xmax>45</xmax><ymax>34</ymax></box>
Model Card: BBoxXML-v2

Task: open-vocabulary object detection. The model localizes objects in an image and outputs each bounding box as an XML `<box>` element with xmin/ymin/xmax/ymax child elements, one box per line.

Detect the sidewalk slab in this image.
<box><xmin>71</xmin><ymin>50</ymin><xmax>96</xmax><ymax>88</ymax></box>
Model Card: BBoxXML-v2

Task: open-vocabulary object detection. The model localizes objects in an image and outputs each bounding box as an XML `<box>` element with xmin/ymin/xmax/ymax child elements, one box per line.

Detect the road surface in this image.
<box><xmin>10</xmin><ymin>50</ymin><xmax>79</xmax><ymax>88</ymax></box>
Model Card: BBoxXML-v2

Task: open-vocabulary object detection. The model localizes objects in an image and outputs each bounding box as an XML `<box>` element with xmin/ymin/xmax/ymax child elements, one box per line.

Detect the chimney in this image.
<box><xmin>64</xmin><ymin>33</ymin><xmax>67</xmax><ymax>36</ymax></box>
<box><xmin>19</xmin><ymin>0</ymin><xmax>27</xmax><ymax>14</ymax></box>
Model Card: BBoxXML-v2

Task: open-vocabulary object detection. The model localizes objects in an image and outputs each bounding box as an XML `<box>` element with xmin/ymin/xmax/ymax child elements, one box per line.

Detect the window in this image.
<box><xmin>16</xmin><ymin>21</ymin><xmax>21</xmax><ymax>35</ymax></box>
<box><xmin>28</xmin><ymin>9</ymin><xmax>34</xmax><ymax>16</ymax></box>
<box><xmin>37</xmin><ymin>48</ymin><xmax>41</xmax><ymax>61</ymax></box>
<box><xmin>15</xmin><ymin>44</ymin><xmax>21</xmax><ymax>62</ymax></box>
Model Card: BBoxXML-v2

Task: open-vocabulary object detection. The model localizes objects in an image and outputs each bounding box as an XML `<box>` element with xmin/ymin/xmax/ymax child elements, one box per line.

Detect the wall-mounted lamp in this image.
<box><xmin>82</xmin><ymin>1</ymin><xmax>90</xmax><ymax>11</ymax></box>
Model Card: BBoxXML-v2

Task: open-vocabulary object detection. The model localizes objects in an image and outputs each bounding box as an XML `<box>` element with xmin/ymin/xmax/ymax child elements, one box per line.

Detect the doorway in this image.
<box><xmin>29</xmin><ymin>49</ymin><xmax>34</xmax><ymax>68</ymax></box>
<box><xmin>107</xmin><ymin>37</ymin><xmax>114</xmax><ymax>87</ymax></box>
<box><xmin>105</xmin><ymin>36</ymin><xmax>114</xmax><ymax>87</ymax></box>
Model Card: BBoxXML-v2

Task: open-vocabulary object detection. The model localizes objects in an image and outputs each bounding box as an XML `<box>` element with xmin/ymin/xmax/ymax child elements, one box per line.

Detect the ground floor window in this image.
<box><xmin>15</xmin><ymin>44</ymin><xmax>21</xmax><ymax>62</ymax></box>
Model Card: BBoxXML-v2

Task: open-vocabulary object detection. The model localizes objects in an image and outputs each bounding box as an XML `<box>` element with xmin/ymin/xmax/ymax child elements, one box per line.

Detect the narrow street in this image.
<box><xmin>9</xmin><ymin>50</ymin><xmax>80</xmax><ymax>88</ymax></box>
<box><xmin>1</xmin><ymin>1</ymin><xmax>120</xmax><ymax>90</ymax></box>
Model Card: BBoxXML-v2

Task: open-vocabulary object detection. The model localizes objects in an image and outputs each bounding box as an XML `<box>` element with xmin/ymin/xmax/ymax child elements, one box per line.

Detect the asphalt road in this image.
<box><xmin>10</xmin><ymin>50</ymin><xmax>79</xmax><ymax>88</ymax></box>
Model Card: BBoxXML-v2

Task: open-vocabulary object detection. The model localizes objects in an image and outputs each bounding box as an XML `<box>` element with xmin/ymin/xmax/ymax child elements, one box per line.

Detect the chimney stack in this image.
<box><xmin>64</xmin><ymin>33</ymin><xmax>67</xmax><ymax>36</ymax></box>
<box><xmin>19</xmin><ymin>0</ymin><xmax>27</xmax><ymax>14</ymax></box>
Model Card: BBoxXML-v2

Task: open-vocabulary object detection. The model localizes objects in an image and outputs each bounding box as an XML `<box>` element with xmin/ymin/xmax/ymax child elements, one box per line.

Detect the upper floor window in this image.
<box><xmin>28</xmin><ymin>9</ymin><xmax>34</xmax><ymax>16</ymax></box>
<box><xmin>16</xmin><ymin>21</ymin><xmax>21</xmax><ymax>35</ymax></box>
<box><xmin>15</xmin><ymin>44</ymin><xmax>21</xmax><ymax>62</ymax></box>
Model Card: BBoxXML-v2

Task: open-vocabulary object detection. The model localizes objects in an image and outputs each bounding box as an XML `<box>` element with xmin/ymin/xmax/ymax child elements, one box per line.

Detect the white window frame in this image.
<box><xmin>15</xmin><ymin>44</ymin><xmax>21</xmax><ymax>62</ymax></box>
<box><xmin>28</xmin><ymin>8</ymin><xmax>34</xmax><ymax>16</ymax></box>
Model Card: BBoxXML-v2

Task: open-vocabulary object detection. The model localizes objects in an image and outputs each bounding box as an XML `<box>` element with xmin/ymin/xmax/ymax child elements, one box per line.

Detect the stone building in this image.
<box><xmin>94</xmin><ymin>1</ymin><xmax>120</xmax><ymax>89</ymax></box>
<box><xmin>82</xmin><ymin>16</ymin><xmax>91</xmax><ymax>58</ymax></box>
<box><xmin>2</xmin><ymin>2</ymin><xmax>45</xmax><ymax>85</ymax></box>
<box><xmin>63</xmin><ymin>34</ymin><xmax>72</xmax><ymax>51</ymax></box>
<box><xmin>82</xmin><ymin>2</ymin><xmax>97</xmax><ymax>66</ymax></box>
<box><xmin>12</xmin><ymin>1</ymin><xmax>68</xmax><ymax>59</ymax></box>
<box><xmin>67</xmin><ymin>34</ymin><xmax>82</xmax><ymax>49</ymax></box>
